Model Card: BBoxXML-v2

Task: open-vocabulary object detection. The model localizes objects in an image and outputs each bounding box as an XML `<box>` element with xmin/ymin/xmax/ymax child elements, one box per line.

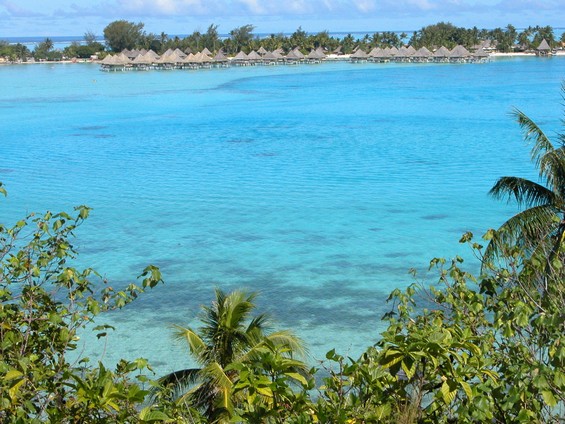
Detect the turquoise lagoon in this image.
<box><xmin>2</xmin><ymin>57</ymin><xmax>565</xmax><ymax>374</ymax></box>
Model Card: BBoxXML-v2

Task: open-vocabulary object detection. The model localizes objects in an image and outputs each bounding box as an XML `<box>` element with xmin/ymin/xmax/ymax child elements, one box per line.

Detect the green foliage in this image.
<box><xmin>226</xmin><ymin>24</ymin><xmax>256</xmax><ymax>54</ymax></box>
<box><xmin>154</xmin><ymin>288</ymin><xmax>310</xmax><ymax>422</ymax></box>
<box><xmin>0</xmin><ymin>187</ymin><xmax>166</xmax><ymax>422</ymax></box>
<box><xmin>33</xmin><ymin>37</ymin><xmax>55</xmax><ymax>60</ymax></box>
<box><xmin>315</xmin><ymin>233</ymin><xmax>565</xmax><ymax>423</ymax></box>
<box><xmin>0</xmin><ymin>41</ymin><xmax>30</xmax><ymax>62</ymax></box>
<box><xmin>103</xmin><ymin>20</ymin><xmax>146</xmax><ymax>52</ymax></box>
<box><xmin>64</xmin><ymin>41</ymin><xmax>104</xmax><ymax>59</ymax></box>
<box><xmin>409</xmin><ymin>21</ymin><xmax>486</xmax><ymax>49</ymax></box>
<box><xmin>486</xmin><ymin>84</ymin><xmax>565</xmax><ymax>281</ymax></box>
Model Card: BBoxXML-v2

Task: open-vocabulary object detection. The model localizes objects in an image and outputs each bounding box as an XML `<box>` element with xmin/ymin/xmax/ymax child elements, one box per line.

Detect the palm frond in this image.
<box><xmin>265</xmin><ymin>330</ymin><xmax>307</xmax><ymax>356</ymax></box>
<box><xmin>202</xmin><ymin>362</ymin><xmax>234</xmax><ymax>416</ymax></box>
<box><xmin>484</xmin><ymin>205</ymin><xmax>559</xmax><ymax>264</ymax></box>
<box><xmin>247</xmin><ymin>313</ymin><xmax>270</xmax><ymax>333</ymax></box>
<box><xmin>538</xmin><ymin>146</ymin><xmax>565</xmax><ymax>200</ymax></box>
<box><xmin>226</xmin><ymin>299</ymin><xmax>255</xmax><ymax>329</ymax></box>
<box><xmin>148</xmin><ymin>367</ymin><xmax>202</xmax><ymax>403</ymax></box>
<box><xmin>175</xmin><ymin>380</ymin><xmax>216</xmax><ymax>414</ymax></box>
<box><xmin>242</xmin><ymin>330</ymin><xmax>307</xmax><ymax>361</ymax></box>
<box><xmin>489</xmin><ymin>176</ymin><xmax>556</xmax><ymax>208</ymax></box>
<box><xmin>513</xmin><ymin>107</ymin><xmax>555</xmax><ymax>167</ymax></box>
<box><xmin>158</xmin><ymin>367</ymin><xmax>201</xmax><ymax>388</ymax></box>
<box><xmin>172</xmin><ymin>325</ymin><xmax>208</xmax><ymax>364</ymax></box>
<box><xmin>558</xmin><ymin>132</ymin><xmax>565</xmax><ymax>148</ymax></box>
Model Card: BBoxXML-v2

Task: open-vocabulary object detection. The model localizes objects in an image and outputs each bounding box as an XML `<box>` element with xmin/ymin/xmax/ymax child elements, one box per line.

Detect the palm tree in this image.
<box><xmin>486</xmin><ymin>89</ymin><xmax>565</xmax><ymax>285</ymax></box>
<box><xmin>155</xmin><ymin>289</ymin><xmax>307</xmax><ymax>422</ymax></box>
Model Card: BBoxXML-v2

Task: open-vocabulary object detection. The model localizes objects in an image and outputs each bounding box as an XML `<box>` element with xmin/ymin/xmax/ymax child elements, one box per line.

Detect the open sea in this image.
<box><xmin>2</xmin><ymin>57</ymin><xmax>565</xmax><ymax>375</ymax></box>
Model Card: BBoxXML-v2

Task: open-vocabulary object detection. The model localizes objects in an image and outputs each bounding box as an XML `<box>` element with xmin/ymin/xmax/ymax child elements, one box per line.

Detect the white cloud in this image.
<box><xmin>2</xmin><ymin>0</ymin><xmax>565</xmax><ymax>37</ymax></box>
<box><xmin>114</xmin><ymin>0</ymin><xmax>211</xmax><ymax>15</ymax></box>
<box><xmin>1</xmin><ymin>0</ymin><xmax>43</xmax><ymax>17</ymax></box>
<box><xmin>236</xmin><ymin>0</ymin><xmax>266</xmax><ymax>14</ymax></box>
<box><xmin>354</xmin><ymin>0</ymin><xmax>376</xmax><ymax>13</ymax></box>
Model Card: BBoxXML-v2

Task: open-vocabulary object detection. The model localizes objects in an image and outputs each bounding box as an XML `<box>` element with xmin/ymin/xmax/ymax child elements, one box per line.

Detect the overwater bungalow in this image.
<box><xmin>285</xmin><ymin>48</ymin><xmax>304</xmax><ymax>64</ymax></box>
<box><xmin>433</xmin><ymin>46</ymin><xmax>451</xmax><ymax>63</ymax></box>
<box><xmin>272</xmin><ymin>50</ymin><xmax>285</xmax><ymax>62</ymax></box>
<box><xmin>396</xmin><ymin>46</ymin><xmax>411</xmax><ymax>62</ymax></box>
<box><xmin>132</xmin><ymin>52</ymin><xmax>154</xmax><ymax>70</ymax></box>
<box><xmin>350</xmin><ymin>48</ymin><xmax>368</xmax><ymax>63</ymax></box>
<box><xmin>233</xmin><ymin>51</ymin><xmax>250</xmax><ymax>66</ymax></box>
<box><xmin>194</xmin><ymin>51</ymin><xmax>214</xmax><ymax>68</ymax></box>
<box><xmin>261</xmin><ymin>50</ymin><xmax>278</xmax><ymax>65</ymax></box>
<box><xmin>173</xmin><ymin>48</ymin><xmax>187</xmax><ymax>60</ymax></box>
<box><xmin>247</xmin><ymin>50</ymin><xmax>262</xmax><ymax>64</ymax></box>
<box><xmin>449</xmin><ymin>45</ymin><xmax>471</xmax><ymax>62</ymax></box>
<box><xmin>156</xmin><ymin>51</ymin><xmax>184</xmax><ymax>70</ymax></box>
<box><xmin>389</xmin><ymin>46</ymin><xmax>400</xmax><ymax>59</ymax></box>
<box><xmin>536</xmin><ymin>39</ymin><xmax>553</xmax><ymax>56</ymax></box>
<box><xmin>413</xmin><ymin>46</ymin><xmax>432</xmax><ymax>62</ymax></box>
<box><xmin>213</xmin><ymin>50</ymin><xmax>229</xmax><ymax>67</ymax></box>
<box><xmin>472</xmin><ymin>48</ymin><xmax>490</xmax><ymax>62</ymax></box>
<box><xmin>100</xmin><ymin>52</ymin><xmax>131</xmax><ymax>71</ymax></box>
<box><xmin>122</xmin><ymin>49</ymin><xmax>136</xmax><ymax>60</ymax></box>
<box><xmin>101</xmin><ymin>41</ymin><xmax>490</xmax><ymax>72</ymax></box>
<box><xmin>368</xmin><ymin>47</ymin><xmax>387</xmax><ymax>63</ymax></box>
<box><xmin>406</xmin><ymin>45</ymin><xmax>417</xmax><ymax>57</ymax></box>
<box><xmin>306</xmin><ymin>48</ymin><xmax>325</xmax><ymax>63</ymax></box>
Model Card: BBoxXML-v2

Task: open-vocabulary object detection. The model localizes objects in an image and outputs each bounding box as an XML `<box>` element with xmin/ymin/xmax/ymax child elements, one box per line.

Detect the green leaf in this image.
<box><xmin>139</xmin><ymin>407</ymin><xmax>171</xmax><ymax>422</ymax></box>
<box><xmin>8</xmin><ymin>378</ymin><xmax>25</xmax><ymax>399</ymax></box>
<box><xmin>541</xmin><ymin>390</ymin><xmax>557</xmax><ymax>407</ymax></box>
<box><xmin>5</xmin><ymin>370</ymin><xmax>23</xmax><ymax>380</ymax></box>
<box><xmin>460</xmin><ymin>380</ymin><xmax>473</xmax><ymax>401</ymax></box>
<box><xmin>401</xmin><ymin>357</ymin><xmax>416</xmax><ymax>379</ymax></box>
<box><xmin>285</xmin><ymin>372</ymin><xmax>308</xmax><ymax>386</ymax></box>
<box><xmin>554</xmin><ymin>370</ymin><xmax>565</xmax><ymax>388</ymax></box>
<box><xmin>440</xmin><ymin>380</ymin><xmax>457</xmax><ymax>404</ymax></box>
<box><xmin>380</xmin><ymin>349</ymin><xmax>404</xmax><ymax>369</ymax></box>
<box><xmin>256</xmin><ymin>386</ymin><xmax>273</xmax><ymax>397</ymax></box>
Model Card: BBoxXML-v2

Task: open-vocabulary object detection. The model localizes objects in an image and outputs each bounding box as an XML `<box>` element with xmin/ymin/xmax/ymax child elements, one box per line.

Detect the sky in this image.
<box><xmin>1</xmin><ymin>0</ymin><xmax>564</xmax><ymax>38</ymax></box>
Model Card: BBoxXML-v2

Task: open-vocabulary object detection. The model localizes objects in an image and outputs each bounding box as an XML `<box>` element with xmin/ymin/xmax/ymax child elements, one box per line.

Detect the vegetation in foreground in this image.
<box><xmin>1</xmin><ymin>21</ymin><xmax>564</xmax><ymax>62</ymax></box>
<box><xmin>1</xmin><ymin>91</ymin><xmax>565</xmax><ymax>422</ymax></box>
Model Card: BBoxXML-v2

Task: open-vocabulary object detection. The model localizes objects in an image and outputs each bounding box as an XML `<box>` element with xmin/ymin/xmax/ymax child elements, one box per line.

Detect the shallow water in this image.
<box><xmin>2</xmin><ymin>57</ymin><xmax>565</xmax><ymax>374</ymax></box>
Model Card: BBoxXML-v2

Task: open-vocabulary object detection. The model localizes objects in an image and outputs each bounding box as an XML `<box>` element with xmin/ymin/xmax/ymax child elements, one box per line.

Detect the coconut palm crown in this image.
<box><xmin>154</xmin><ymin>288</ymin><xmax>307</xmax><ymax>422</ymax></box>
<box><xmin>486</xmin><ymin>90</ymin><xmax>565</xmax><ymax>276</ymax></box>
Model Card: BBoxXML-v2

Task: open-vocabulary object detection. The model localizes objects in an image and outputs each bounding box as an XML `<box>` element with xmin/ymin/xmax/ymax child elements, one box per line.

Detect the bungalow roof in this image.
<box><xmin>537</xmin><ymin>39</ymin><xmax>551</xmax><ymax>51</ymax></box>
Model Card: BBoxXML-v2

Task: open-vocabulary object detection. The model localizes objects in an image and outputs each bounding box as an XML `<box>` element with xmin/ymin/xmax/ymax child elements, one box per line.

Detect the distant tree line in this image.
<box><xmin>0</xmin><ymin>20</ymin><xmax>563</xmax><ymax>62</ymax></box>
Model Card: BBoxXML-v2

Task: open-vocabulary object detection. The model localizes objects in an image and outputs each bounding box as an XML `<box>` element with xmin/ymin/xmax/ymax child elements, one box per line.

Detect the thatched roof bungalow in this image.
<box><xmin>536</xmin><ymin>39</ymin><xmax>552</xmax><ymax>56</ymax></box>
<box><xmin>173</xmin><ymin>48</ymin><xmax>187</xmax><ymax>59</ymax></box>
<box><xmin>389</xmin><ymin>46</ymin><xmax>400</xmax><ymax>58</ymax></box>
<box><xmin>472</xmin><ymin>48</ymin><xmax>490</xmax><ymax>62</ymax></box>
<box><xmin>368</xmin><ymin>47</ymin><xmax>387</xmax><ymax>62</ymax></box>
<box><xmin>350</xmin><ymin>48</ymin><xmax>368</xmax><ymax>62</ymax></box>
<box><xmin>247</xmin><ymin>50</ymin><xmax>262</xmax><ymax>63</ymax></box>
<box><xmin>433</xmin><ymin>46</ymin><xmax>451</xmax><ymax>62</ymax></box>
<box><xmin>233</xmin><ymin>51</ymin><xmax>250</xmax><ymax>66</ymax></box>
<box><xmin>449</xmin><ymin>45</ymin><xmax>471</xmax><ymax>61</ymax></box>
<box><xmin>213</xmin><ymin>50</ymin><xmax>229</xmax><ymax>66</ymax></box>
<box><xmin>413</xmin><ymin>46</ymin><xmax>432</xmax><ymax>62</ymax></box>
<box><xmin>285</xmin><ymin>48</ymin><xmax>304</xmax><ymax>63</ymax></box>
<box><xmin>100</xmin><ymin>52</ymin><xmax>131</xmax><ymax>71</ymax></box>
